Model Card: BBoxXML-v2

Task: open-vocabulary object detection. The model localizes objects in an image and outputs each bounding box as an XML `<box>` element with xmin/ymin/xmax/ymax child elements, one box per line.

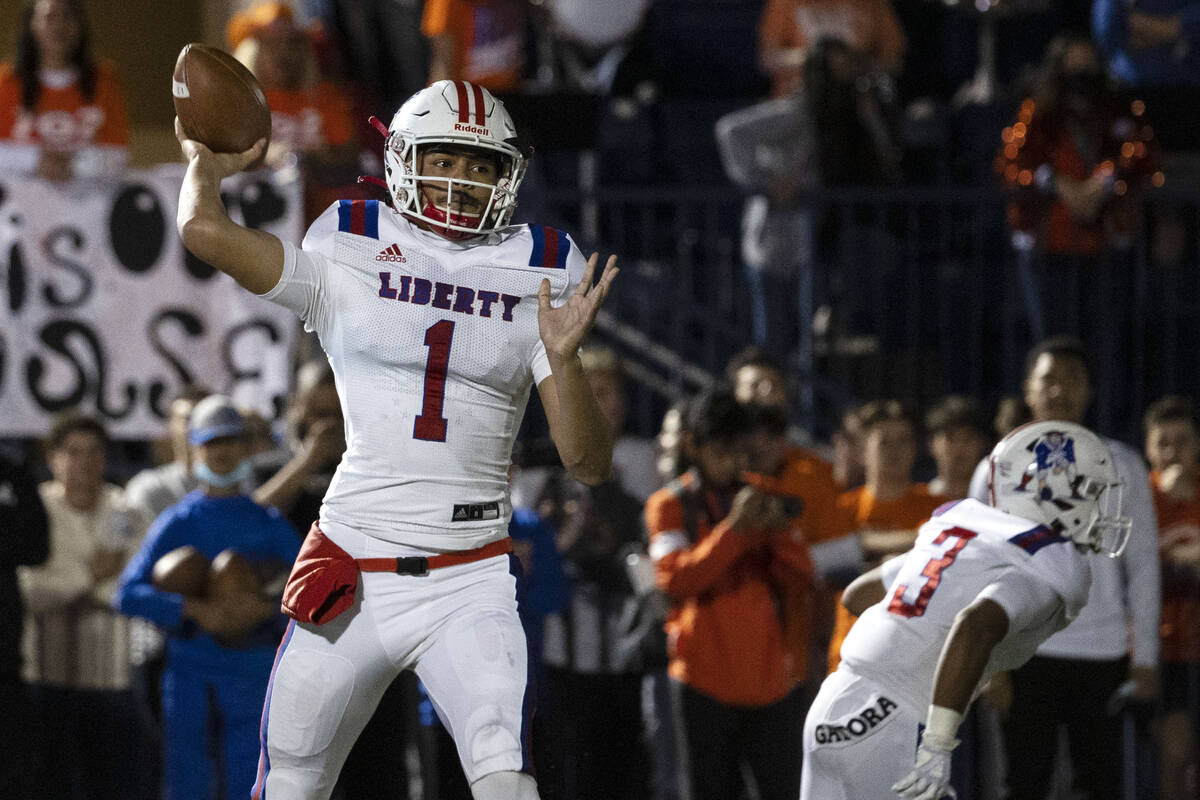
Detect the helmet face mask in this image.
<box><xmin>383</xmin><ymin>80</ymin><xmax>526</xmax><ymax>237</ymax></box>
<box><xmin>988</xmin><ymin>420</ymin><xmax>1131</xmax><ymax>557</ymax></box>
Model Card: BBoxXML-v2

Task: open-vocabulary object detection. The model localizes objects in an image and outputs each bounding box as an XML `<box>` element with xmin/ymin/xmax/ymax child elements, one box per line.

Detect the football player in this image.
<box><xmin>800</xmin><ymin>420</ymin><xmax>1130</xmax><ymax>800</ymax></box>
<box><xmin>175</xmin><ymin>80</ymin><xmax>617</xmax><ymax>800</ymax></box>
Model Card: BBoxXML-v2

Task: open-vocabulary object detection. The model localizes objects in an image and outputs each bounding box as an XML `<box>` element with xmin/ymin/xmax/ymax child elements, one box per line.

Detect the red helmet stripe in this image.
<box><xmin>470</xmin><ymin>82</ymin><xmax>486</xmax><ymax>126</ymax></box>
<box><xmin>454</xmin><ymin>81</ymin><xmax>471</xmax><ymax>123</ymax></box>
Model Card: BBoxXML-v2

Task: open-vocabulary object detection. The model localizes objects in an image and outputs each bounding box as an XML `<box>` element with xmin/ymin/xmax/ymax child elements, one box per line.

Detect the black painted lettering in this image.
<box><xmin>41</xmin><ymin>227</ymin><xmax>91</xmax><ymax>308</ymax></box>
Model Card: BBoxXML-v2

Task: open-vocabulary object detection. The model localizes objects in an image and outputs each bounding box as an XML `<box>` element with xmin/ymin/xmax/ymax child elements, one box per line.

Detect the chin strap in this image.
<box><xmin>367</xmin><ymin>115</ymin><xmax>389</xmax><ymax>138</ymax></box>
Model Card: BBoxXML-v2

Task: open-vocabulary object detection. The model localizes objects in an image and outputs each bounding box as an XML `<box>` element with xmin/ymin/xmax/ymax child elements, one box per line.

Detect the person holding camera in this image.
<box><xmin>645</xmin><ymin>386</ymin><xmax>812</xmax><ymax>800</ymax></box>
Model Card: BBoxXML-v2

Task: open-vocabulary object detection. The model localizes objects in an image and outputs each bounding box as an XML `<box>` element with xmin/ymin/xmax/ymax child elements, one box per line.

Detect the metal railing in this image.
<box><xmin>537</xmin><ymin>181</ymin><xmax>1200</xmax><ymax>443</ymax></box>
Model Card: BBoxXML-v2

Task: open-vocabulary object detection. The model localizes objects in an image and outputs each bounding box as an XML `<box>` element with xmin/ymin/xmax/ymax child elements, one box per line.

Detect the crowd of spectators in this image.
<box><xmin>2</xmin><ymin>0</ymin><xmax>1200</xmax><ymax>799</ymax></box>
<box><xmin>5</xmin><ymin>336</ymin><xmax>1199</xmax><ymax>799</ymax></box>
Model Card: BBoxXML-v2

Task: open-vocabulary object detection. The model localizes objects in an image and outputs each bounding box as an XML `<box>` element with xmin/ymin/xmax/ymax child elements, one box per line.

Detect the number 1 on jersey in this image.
<box><xmin>414</xmin><ymin>320</ymin><xmax>455</xmax><ymax>442</ymax></box>
<box><xmin>887</xmin><ymin>526</ymin><xmax>977</xmax><ymax>619</ymax></box>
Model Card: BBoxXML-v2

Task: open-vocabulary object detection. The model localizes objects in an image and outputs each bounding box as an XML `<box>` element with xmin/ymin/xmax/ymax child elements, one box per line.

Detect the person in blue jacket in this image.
<box><xmin>116</xmin><ymin>394</ymin><xmax>300</xmax><ymax>800</ymax></box>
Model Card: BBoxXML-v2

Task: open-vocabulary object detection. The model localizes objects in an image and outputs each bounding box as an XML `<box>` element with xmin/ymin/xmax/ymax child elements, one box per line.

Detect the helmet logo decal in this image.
<box><xmin>989</xmin><ymin>420</ymin><xmax>1129</xmax><ymax>556</ymax></box>
<box><xmin>1014</xmin><ymin>430</ymin><xmax>1080</xmax><ymax>504</ymax></box>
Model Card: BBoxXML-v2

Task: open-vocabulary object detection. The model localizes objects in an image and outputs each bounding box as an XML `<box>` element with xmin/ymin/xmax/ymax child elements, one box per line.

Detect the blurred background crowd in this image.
<box><xmin>2</xmin><ymin>0</ymin><xmax>1200</xmax><ymax>798</ymax></box>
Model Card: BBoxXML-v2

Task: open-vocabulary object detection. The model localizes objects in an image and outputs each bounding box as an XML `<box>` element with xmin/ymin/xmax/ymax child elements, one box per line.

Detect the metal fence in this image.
<box><xmin>537</xmin><ymin>181</ymin><xmax>1200</xmax><ymax>444</ymax></box>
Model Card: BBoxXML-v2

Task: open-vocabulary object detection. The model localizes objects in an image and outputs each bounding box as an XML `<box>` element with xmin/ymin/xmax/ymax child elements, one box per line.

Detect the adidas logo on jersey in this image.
<box><xmin>375</xmin><ymin>244</ymin><xmax>407</xmax><ymax>263</ymax></box>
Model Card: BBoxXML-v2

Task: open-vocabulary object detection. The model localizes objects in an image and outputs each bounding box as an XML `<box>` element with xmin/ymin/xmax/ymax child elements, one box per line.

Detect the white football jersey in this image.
<box><xmin>840</xmin><ymin>499</ymin><xmax>1091</xmax><ymax>711</ymax></box>
<box><xmin>264</xmin><ymin>199</ymin><xmax>585</xmax><ymax>548</ymax></box>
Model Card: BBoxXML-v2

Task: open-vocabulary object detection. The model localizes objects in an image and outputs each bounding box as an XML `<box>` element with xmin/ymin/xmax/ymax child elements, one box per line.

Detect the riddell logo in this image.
<box><xmin>453</xmin><ymin>122</ymin><xmax>488</xmax><ymax>135</ymax></box>
<box><xmin>375</xmin><ymin>244</ymin><xmax>407</xmax><ymax>262</ymax></box>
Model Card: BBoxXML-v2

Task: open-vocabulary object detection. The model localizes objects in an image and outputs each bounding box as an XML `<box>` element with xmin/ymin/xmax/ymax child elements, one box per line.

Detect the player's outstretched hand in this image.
<box><xmin>537</xmin><ymin>252</ymin><xmax>618</xmax><ymax>363</ymax></box>
<box><xmin>175</xmin><ymin>116</ymin><xmax>266</xmax><ymax>180</ymax></box>
<box><xmin>892</xmin><ymin>734</ymin><xmax>957</xmax><ymax>800</ymax></box>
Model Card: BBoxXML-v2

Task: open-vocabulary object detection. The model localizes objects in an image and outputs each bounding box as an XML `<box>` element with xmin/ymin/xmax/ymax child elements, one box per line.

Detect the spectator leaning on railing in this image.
<box><xmin>0</xmin><ymin>0</ymin><xmax>128</xmax><ymax>180</ymax></box>
<box><xmin>996</xmin><ymin>33</ymin><xmax>1162</xmax><ymax>260</ymax></box>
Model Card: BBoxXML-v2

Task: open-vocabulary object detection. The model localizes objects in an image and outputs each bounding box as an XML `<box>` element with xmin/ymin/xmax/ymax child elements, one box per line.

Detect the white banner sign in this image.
<box><xmin>0</xmin><ymin>165</ymin><xmax>302</xmax><ymax>438</ymax></box>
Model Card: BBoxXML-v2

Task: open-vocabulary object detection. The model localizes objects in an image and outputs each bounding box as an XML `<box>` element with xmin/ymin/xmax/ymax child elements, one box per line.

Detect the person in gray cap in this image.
<box><xmin>115</xmin><ymin>394</ymin><xmax>300</xmax><ymax>800</ymax></box>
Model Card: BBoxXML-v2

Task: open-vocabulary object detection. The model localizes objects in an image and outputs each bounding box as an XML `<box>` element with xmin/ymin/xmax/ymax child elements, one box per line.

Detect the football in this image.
<box><xmin>151</xmin><ymin>545</ymin><xmax>211</xmax><ymax>597</ymax></box>
<box><xmin>172</xmin><ymin>43</ymin><xmax>271</xmax><ymax>167</ymax></box>
<box><xmin>210</xmin><ymin>549</ymin><xmax>260</xmax><ymax>598</ymax></box>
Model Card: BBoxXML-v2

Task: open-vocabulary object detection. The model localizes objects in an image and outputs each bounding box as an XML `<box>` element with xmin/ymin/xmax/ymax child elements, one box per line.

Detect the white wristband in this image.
<box><xmin>923</xmin><ymin>705</ymin><xmax>963</xmax><ymax>750</ymax></box>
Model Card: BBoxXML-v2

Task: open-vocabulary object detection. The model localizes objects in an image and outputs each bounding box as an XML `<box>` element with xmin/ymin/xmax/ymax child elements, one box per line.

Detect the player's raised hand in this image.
<box><xmin>176</xmin><ymin>116</ymin><xmax>266</xmax><ymax>179</ymax></box>
<box><xmin>537</xmin><ymin>252</ymin><xmax>619</xmax><ymax>362</ymax></box>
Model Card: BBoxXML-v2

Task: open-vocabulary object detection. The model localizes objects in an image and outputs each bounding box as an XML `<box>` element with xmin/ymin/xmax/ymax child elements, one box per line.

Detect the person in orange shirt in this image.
<box><xmin>229</xmin><ymin>2</ymin><xmax>362</xmax><ymax>223</ymax></box>
<box><xmin>725</xmin><ymin>347</ymin><xmax>839</xmax><ymax>692</ymax></box>
<box><xmin>1144</xmin><ymin>395</ymin><xmax>1200</xmax><ymax>800</ymax></box>
<box><xmin>758</xmin><ymin>0</ymin><xmax>906</xmax><ymax>97</ymax></box>
<box><xmin>825</xmin><ymin>399</ymin><xmax>945</xmax><ymax>672</ymax></box>
<box><xmin>646</xmin><ymin>387</ymin><xmax>811</xmax><ymax>800</ymax></box>
<box><xmin>0</xmin><ymin>0</ymin><xmax>128</xmax><ymax>181</ymax></box>
<box><xmin>422</xmin><ymin>0</ymin><xmax>527</xmax><ymax>93</ymax></box>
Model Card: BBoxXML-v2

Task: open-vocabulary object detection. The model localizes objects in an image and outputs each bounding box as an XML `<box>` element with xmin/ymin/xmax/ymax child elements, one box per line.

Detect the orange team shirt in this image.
<box><xmin>759</xmin><ymin>0</ymin><xmax>906</xmax><ymax>97</ymax></box>
<box><xmin>1151</xmin><ymin>470</ymin><xmax>1200</xmax><ymax>663</ymax></box>
<box><xmin>264</xmin><ymin>82</ymin><xmax>355</xmax><ymax>152</ymax></box>
<box><xmin>0</xmin><ymin>60</ymin><xmax>128</xmax><ymax>149</ymax></box>
<box><xmin>826</xmin><ymin>483</ymin><xmax>946</xmax><ymax>672</ymax></box>
<box><xmin>646</xmin><ymin>471</ymin><xmax>815</xmax><ymax>707</ymax></box>
<box><xmin>771</xmin><ymin>446</ymin><xmax>840</xmax><ymax>685</ymax></box>
<box><xmin>421</xmin><ymin>0</ymin><xmax>525</xmax><ymax>92</ymax></box>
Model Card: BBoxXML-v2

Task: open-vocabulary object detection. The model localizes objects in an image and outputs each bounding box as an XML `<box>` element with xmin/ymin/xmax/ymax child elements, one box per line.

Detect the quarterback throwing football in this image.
<box><xmin>176</xmin><ymin>80</ymin><xmax>617</xmax><ymax>800</ymax></box>
<box><xmin>800</xmin><ymin>420</ymin><xmax>1131</xmax><ymax>800</ymax></box>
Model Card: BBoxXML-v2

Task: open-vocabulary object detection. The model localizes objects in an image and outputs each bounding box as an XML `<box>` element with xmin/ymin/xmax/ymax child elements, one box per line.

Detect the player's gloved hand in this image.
<box><xmin>892</xmin><ymin>732</ymin><xmax>957</xmax><ymax>800</ymax></box>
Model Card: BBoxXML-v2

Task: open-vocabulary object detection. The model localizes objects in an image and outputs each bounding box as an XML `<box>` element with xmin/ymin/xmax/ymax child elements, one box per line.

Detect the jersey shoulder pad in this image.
<box><xmin>302</xmin><ymin>199</ymin><xmax>383</xmax><ymax>256</ymax></box>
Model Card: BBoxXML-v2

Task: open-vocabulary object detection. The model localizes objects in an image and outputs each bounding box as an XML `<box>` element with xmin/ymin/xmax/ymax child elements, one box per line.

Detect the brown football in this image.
<box><xmin>210</xmin><ymin>549</ymin><xmax>261</xmax><ymax>598</ymax></box>
<box><xmin>172</xmin><ymin>43</ymin><xmax>271</xmax><ymax>168</ymax></box>
<box><xmin>152</xmin><ymin>545</ymin><xmax>211</xmax><ymax>597</ymax></box>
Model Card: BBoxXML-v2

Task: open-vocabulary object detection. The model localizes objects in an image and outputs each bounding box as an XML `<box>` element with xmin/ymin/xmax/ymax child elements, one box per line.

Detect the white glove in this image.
<box><xmin>891</xmin><ymin>732</ymin><xmax>958</xmax><ymax>800</ymax></box>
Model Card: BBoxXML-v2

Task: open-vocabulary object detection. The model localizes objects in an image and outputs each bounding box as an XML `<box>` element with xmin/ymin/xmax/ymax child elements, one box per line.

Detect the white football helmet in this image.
<box><xmin>382</xmin><ymin>80</ymin><xmax>526</xmax><ymax>237</ymax></box>
<box><xmin>988</xmin><ymin>420</ymin><xmax>1131</xmax><ymax>556</ymax></box>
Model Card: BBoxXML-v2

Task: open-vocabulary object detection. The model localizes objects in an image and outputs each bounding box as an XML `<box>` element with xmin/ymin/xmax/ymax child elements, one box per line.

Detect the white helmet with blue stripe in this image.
<box><xmin>383</xmin><ymin>80</ymin><xmax>527</xmax><ymax>237</ymax></box>
<box><xmin>987</xmin><ymin>420</ymin><xmax>1131</xmax><ymax>556</ymax></box>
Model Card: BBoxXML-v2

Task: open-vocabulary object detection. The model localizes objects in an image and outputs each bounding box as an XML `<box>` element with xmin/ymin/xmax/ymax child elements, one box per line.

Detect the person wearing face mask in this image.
<box><xmin>998</xmin><ymin>34</ymin><xmax>1162</xmax><ymax>258</ymax></box>
<box><xmin>115</xmin><ymin>395</ymin><xmax>300</xmax><ymax>800</ymax></box>
<box><xmin>997</xmin><ymin>35</ymin><xmax>1163</xmax><ymax>429</ymax></box>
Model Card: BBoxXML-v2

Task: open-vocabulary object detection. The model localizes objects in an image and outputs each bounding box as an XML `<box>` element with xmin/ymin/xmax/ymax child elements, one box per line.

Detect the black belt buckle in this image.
<box><xmin>395</xmin><ymin>556</ymin><xmax>430</xmax><ymax>576</ymax></box>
